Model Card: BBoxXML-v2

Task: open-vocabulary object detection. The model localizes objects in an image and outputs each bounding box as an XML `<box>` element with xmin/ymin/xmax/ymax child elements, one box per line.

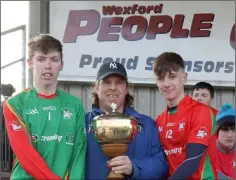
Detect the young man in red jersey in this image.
<box><xmin>153</xmin><ymin>52</ymin><xmax>217</xmax><ymax>180</ymax></box>
<box><xmin>215</xmin><ymin>103</ymin><xmax>235</xmax><ymax>180</ymax></box>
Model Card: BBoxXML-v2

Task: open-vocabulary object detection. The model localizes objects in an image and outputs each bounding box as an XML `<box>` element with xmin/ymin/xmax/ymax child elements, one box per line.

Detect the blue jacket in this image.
<box><xmin>85</xmin><ymin>106</ymin><xmax>168</xmax><ymax>180</ymax></box>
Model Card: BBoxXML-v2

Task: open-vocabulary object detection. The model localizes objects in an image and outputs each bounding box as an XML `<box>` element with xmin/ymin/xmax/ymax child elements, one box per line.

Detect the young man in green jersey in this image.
<box><xmin>2</xmin><ymin>34</ymin><xmax>86</xmax><ymax>180</ymax></box>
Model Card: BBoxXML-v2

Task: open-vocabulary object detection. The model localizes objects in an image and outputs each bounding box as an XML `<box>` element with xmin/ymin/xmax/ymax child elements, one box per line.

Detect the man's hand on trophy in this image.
<box><xmin>107</xmin><ymin>155</ymin><xmax>133</xmax><ymax>176</ymax></box>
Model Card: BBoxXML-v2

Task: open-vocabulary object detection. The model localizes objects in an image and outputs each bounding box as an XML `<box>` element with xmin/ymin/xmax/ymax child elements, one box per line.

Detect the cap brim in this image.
<box><xmin>217</xmin><ymin>115</ymin><xmax>235</xmax><ymax>125</ymax></box>
<box><xmin>97</xmin><ymin>72</ymin><xmax>127</xmax><ymax>80</ymax></box>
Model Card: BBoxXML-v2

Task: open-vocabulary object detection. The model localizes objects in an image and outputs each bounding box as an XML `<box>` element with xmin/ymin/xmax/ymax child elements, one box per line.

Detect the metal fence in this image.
<box><xmin>0</xmin><ymin>25</ymin><xmax>26</xmax><ymax>180</ymax></box>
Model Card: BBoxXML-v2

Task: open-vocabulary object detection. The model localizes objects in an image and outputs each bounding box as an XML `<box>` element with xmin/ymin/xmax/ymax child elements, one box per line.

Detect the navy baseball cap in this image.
<box><xmin>96</xmin><ymin>62</ymin><xmax>127</xmax><ymax>80</ymax></box>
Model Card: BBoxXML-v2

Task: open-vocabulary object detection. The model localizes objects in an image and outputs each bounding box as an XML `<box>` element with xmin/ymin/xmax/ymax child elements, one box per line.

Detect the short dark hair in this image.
<box><xmin>217</xmin><ymin>121</ymin><xmax>235</xmax><ymax>135</ymax></box>
<box><xmin>153</xmin><ymin>52</ymin><xmax>185</xmax><ymax>78</ymax></box>
<box><xmin>193</xmin><ymin>82</ymin><xmax>215</xmax><ymax>98</ymax></box>
<box><xmin>28</xmin><ymin>34</ymin><xmax>63</xmax><ymax>60</ymax></box>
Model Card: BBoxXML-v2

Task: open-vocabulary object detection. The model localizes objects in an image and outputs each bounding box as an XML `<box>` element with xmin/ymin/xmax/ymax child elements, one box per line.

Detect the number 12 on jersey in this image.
<box><xmin>166</xmin><ymin>129</ymin><xmax>172</xmax><ymax>139</ymax></box>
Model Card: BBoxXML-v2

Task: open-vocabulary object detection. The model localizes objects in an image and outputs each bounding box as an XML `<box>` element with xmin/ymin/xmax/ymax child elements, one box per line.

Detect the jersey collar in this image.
<box><xmin>30</xmin><ymin>86</ymin><xmax>58</xmax><ymax>99</ymax></box>
<box><xmin>165</xmin><ymin>95</ymin><xmax>191</xmax><ymax>113</ymax></box>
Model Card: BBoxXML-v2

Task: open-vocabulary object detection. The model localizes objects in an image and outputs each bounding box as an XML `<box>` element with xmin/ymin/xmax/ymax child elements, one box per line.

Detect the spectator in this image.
<box><xmin>192</xmin><ymin>81</ymin><xmax>218</xmax><ymax>116</ymax></box>
<box><xmin>215</xmin><ymin>103</ymin><xmax>235</xmax><ymax>180</ymax></box>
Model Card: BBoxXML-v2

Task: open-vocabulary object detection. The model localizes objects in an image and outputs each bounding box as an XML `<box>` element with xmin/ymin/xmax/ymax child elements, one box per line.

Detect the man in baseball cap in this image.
<box><xmin>85</xmin><ymin>62</ymin><xmax>168</xmax><ymax>179</ymax></box>
<box><xmin>215</xmin><ymin>103</ymin><xmax>235</xmax><ymax>180</ymax></box>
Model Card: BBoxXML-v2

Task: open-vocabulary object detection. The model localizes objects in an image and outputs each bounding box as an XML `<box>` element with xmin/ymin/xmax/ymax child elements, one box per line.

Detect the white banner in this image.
<box><xmin>49</xmin><ymin>1</ymin><xmax>235</xmax><ymax>87</ymax></box>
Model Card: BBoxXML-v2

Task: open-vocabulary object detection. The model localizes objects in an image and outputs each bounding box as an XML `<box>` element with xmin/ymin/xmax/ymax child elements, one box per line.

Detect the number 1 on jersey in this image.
<box><xmin>166</xmin><ymin>129</ymin><xmax>172</xmax><ymax>139</ymax></box>
<box><xmin>48</xmin><ymin>111</ymin><xmax>51</xmax><ymax>121</ymax></box>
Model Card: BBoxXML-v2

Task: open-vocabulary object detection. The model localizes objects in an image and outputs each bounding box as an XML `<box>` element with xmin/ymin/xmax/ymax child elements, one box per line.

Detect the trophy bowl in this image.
<box><xmin>89</xmin><ymin>103</ymin><xmax>139</xmax><ymax>179</ymax></box>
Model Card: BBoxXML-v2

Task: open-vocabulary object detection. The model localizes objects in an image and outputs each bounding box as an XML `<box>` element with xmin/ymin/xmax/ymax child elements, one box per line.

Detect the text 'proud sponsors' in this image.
<box><xmin>56</xmin><ymin>2</ymin><xmax>235</xmax><ymax>85</ymax></box>
<box><xmin>77</xmin><ymin>55</ymin><xmax>234</xmax><ymax>74</ymax></box>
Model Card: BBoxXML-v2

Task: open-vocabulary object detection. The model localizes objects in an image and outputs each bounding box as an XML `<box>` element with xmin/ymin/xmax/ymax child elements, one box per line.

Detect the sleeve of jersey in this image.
<box><xmin>211</xmin><ymin>107</ymin><xmax>218</xmax><ymax>117</ymax></box>
<box><xmin>187</xmin><ymin>106</ymin><xmax>214</xmax><ymax>146</ymax></box>
<box><xmin>3</xmin><ymin>101</ymin><xmax>61</xmax><ymax>180</ymax></box>
<box><xmin>67</xmin><ymin>100</ymin><xmax>87</xmax><ymax>180</ymax></box>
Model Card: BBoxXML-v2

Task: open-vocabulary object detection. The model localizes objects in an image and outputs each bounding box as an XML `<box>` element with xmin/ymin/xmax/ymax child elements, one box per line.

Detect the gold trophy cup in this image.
<box><xmin>89</xmin><ymin>102</ymin><xmax>140</xmax><ymax>179</ymax></box>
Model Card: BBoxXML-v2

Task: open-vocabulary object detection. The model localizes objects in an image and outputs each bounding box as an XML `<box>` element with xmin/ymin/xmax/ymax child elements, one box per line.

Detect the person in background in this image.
<box><xmin>192</xmin><ymin>81</ymin><xmax>218</xmax><ymax>116</ymax></box>
<box><xmin>153</xmin><ymin>52</ymin><xmax>217</xmax><ymax>180</ymax></box>
<box><xmin>1</xmin><ymin>83</ymin><xmax>15</xmax><ymax>171</ymax></box>
<box><xmin>85</xmin><ymin>62</ymin><xmax>168</xmax><ymax>180</ymax></box>
<box><xmin>215</xmin><ymin>103</ymin><xmax>235</xmax><ymax>180</ymax></box>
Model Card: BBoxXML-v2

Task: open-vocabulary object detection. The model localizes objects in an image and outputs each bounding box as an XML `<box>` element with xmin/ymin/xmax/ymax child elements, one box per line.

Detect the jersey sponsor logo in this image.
<box><xmin>158</xmin><ymin>126</ymin><xmax>163</xmax><ymax>132</ymax></box>
<box><xmin>32</xmin><ymin>134</ymin><xmax>39</xmax><ymax>142</ymax></box>
<box><xmin>43</xmin><ymin>106</ymin><xmax>56</xmax><ymax>111</ymax></box>
<box><xmin>66</xmin><ymin>134</ymin><xmax>74</xmax><ymax>145</ymax></box>
<box><xmin>11</xmin><ymin>121</ymin><xmax>22</xmax><ymax>131</ymax></box>
<box><xmin>26</xmin><ymin>108</ymin><xmax>39</xmax><ymax>115</ymax></box>
<box><xmin>196</xmin><ymin>126</ymin><xmax>207</xmax><ymax>138</ymax></box>
<box><xmin>178</xmin><ymin>121</ymin><xmax>185</xmax><ymax>131</ymax></box>
<box><xmin>167</xmin><ymin>122</ymin><xmax>175</xmax><ymax>127</ymax></box>
<box><xmin>41</xmin><ymin>135</ymin><xmax>63</xmax><ymax>142</ymax></box>
<box><xmin>164</xmin><ymin>147</ymin><xmax>182</xmax><ymax>155</ymax></box>
<box><xmin>62</xmin><ymin>109</ymin><xmax>73</xmax><ymax>120</ymax></box>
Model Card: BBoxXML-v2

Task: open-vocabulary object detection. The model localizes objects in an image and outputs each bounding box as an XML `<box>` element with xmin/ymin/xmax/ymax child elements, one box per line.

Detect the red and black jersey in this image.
<box><xmin>155</xmin><ymin>95</ymin><xmax>217</xmax><ymax>180</ymax></box>
<box><xmin>215</xmin><ymin>140</ymin><xmax>235</xmax><ymax>179</ymax></box>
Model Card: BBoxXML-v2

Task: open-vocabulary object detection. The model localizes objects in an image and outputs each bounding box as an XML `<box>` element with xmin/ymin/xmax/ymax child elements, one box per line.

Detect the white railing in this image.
<box><xmin>0</xmin><ymin>25</ymin><xmax>26</xmax><ymax>176</ymax></box>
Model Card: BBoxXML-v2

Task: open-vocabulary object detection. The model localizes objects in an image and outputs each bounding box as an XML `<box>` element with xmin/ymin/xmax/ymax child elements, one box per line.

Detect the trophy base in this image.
<box><xmin>102</xmin><ymin>144</ymin><xmax>128</xmax><ymax>180</ymax></box>
<box><xmin>107</xmin><ymin>171</ymin><xmax>124</xmax><ymax>180</ymax></box>
<box><xmin>101</xmin><ymin>143</ymin><xmax>128</xmax><ymax>158</ymax></box>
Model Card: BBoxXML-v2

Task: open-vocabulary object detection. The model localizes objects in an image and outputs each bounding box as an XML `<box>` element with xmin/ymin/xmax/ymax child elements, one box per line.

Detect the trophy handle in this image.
<box><xmin>88</xmin><ymin>121</ymin><xmax>103</xmax><ymax>143</ymax></box>
<box><xmin>130</xmin><ymin>117</ymin><xmax>142</xmax><ymax>133</ymax></box>
<box><xmin>137</xmin><ymin>124</ymin><xmax>142</xmax><ymax>132</ymax></box>
<box><xmin>88</xmin><ymin>125</ymin><xmax>92</xmax><ymax>133</ymax></box>
<box><xmin>88</xmin><ymin>119</ymin><xmax>96</xmax><ymax>133</ymax></box>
